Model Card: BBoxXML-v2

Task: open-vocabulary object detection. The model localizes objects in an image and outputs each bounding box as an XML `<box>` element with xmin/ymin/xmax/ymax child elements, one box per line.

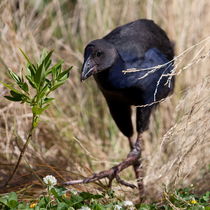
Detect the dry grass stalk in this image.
<box><xmin>0</xmin><ymin>0</ymin><xmax>209</xmax><ymax>200</ymax></box>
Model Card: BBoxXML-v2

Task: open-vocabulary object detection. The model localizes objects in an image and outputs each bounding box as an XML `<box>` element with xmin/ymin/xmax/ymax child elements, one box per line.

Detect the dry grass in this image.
<box><xmin>0</xmin><ymin>0</ymin><xmax>209</xmax><ymax>201</ymax></box>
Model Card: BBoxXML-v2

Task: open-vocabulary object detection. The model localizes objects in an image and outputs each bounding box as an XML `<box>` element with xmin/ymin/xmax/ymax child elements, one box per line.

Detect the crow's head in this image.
<box><xmin>81</xmin><ymin>39</ymin><xmax>117</xmax><ymax>81</ymax></box>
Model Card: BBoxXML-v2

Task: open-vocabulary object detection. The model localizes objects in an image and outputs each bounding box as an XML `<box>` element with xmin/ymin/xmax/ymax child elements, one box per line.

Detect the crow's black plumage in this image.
<box><xmin>81</xmin><ymin>19</ymin><xmax>174</xmax><ymax>136</ymax></box>
<box><xmin>80</xmin><ymin>19</ymin><xmax>175</xmax><ymax>199</ymax></box>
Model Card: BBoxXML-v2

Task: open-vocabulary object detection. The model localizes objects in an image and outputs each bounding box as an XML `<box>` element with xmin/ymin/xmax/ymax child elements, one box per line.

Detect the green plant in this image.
<box><xmin>1</xmin><ymin>1</ymin><xmax>210</xmax><ymax>202</ymax></box>
<box><xmin>0</xmin><ymin>49</ymin><xmax>72</xmax><ymax>186</ymax></box>
<box><xmin>164</xmin><ymin>188</ymin><xmax>210</xmax><ymax>210</ymax></box>
<box><xmin>0</xmin><ymin>192</ymin><xmax>30</xmax><ymax>209</ymax></box>
<box><xmin>0</xmin><ymin>185</ymin><xmax>209</xmax><ymax>209</ymax></box>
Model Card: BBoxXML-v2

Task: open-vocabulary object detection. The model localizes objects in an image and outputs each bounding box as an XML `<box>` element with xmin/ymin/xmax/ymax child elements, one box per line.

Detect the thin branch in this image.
<box><xmin>3</xmin><ymin>114</ymin><xmax>37</xmax><ymax>187</ymax></box>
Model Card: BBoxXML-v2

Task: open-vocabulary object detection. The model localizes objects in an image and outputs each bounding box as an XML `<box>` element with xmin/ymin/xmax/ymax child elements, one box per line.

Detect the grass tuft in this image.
<box><xmin>0</xmin><ymin>0</ymin><xmax>209</xmax><ymax>203</ymax></box>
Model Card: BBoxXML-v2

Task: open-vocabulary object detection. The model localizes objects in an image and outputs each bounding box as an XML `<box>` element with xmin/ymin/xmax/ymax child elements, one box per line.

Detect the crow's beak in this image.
<box><xmin>81</xmin><ymin>57</ymin><xmax>97</xmax><ymax>81</ymax></box>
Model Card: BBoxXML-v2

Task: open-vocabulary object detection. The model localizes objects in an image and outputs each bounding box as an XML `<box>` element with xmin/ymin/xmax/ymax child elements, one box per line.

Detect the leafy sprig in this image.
<box><xmin>0</xmin><ymin>49</ymin><xmax>72</xmax><ymax>186</ymax></box>
<box><xmin>2</xmin><ymin>49</ymin><xmax>71</xmax><ymax>124</ymax></box>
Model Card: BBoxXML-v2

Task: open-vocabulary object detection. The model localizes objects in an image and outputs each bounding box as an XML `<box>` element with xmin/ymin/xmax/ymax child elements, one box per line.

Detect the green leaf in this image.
<box><xmin>57</xmin><ymin>67</ymin><xmax>72</xmax><ymax>80</ymax></box>
<box><xmin>9</xmin><ymin>90</ymin><xmax>29</xmax><ymax>103</ymax></box>
<box><xmin>17</xmin><ymin>203</ymin><xmax>30</xmax><ymax>209</ymax></box>
<box><xmin>7</xmin><ymin>192</ymin><xmax>18</xmax><ymax>208</ymax></box>
<box><xmin>41</xmin><ymin>104</ymin><xmax>50</xmax><ymax>113</ymax></box>
<box><xmin>8</xmin><ymin>192</ymin><xmax>17</xmax><ymax>201</ymax></box>
<box><xmin>43</xmin><ymin>97</ymin><xmax>54</xmax><ymax>104</ymax></box>
<box><xmin>8</xmin><ymin>70</ymin><xmax>21</xmax><ymax>83</ymax></box>
<box><xmin>202</xmin><ymin>192</ymin><xmax>210</xmax><ymax>202</ymax></box>
<box><xmin>5</xmin><ymin>90</ymin><xmax>28</xmax><ymax>103</ymax></box>
<box><xmin>51</xmin><ymin>186</ymin><xmax>67</xmax><ymax>203</ymax></box>
<box><xmin>26</xmin><ymin>75</ymin><xmax>37</xmax><ymax>89</ymax></box>
<box><xmin>70</xmin><ymin>195</ymin><xmax>84</xmax><ymax>206</ymax></box>
<box><xmin>50</xmin><ymin>81</ymin><xmax>65</xmax><ymax>91</ymax></box>
<box><xmin>79</xmin><ymin>192</ymin><xmax>103</xmax><ymax>200</ymax></box>
<box><xmin>27</xmin><ymin>64</ymin><xmax>36</xmax><ymax>77</ymax></box>
<box><xmin>19</xmin><ymin>82</ymin><xmax>29</xmax><ymax>93</ymax></box>
<box><xmin>52</xmin><ymin>186</ymin><xmax>67</xmax><ymax>197</ymax></box>
<box><xmin>0</xmin><ymin>197</ymin><xmax>9</xmax><ymax>206</ymax></box>
<box><xmin>91</xmin><ymin>203</ymin><xmax>106</xmax><ymax>210</ymax></box>
<box><xmin>138</xmin><ymin>203</ymin><xmax>155</xmax><ymax>210</ymax></box>
<box><xmin>20</xmin><ymin>49</ymin><xmax>37</xmax><ymax>80</ymax></box>
<box><xmin>45</xmin><ymin>61</ymin><xmax>63</xmax><ymax>76</ymax></box>
<box><xmin>0</xmin><ymin>82</ymin><xmax>23</xmax><ymax>95</ymax></box>
<box><xmin>35</xmin><ymin>50</ymin><xmax>53</xmax><ymax>86</ymax></box>
<box><xmin>19</xmin><ymin>48</ymin><xmax>32</xmax><ymax>64</ymax></box>
<box><xmin>32</xmin><ymin>105</ymin><xmax>49</xmax><ymax>115</ymax></box>
<box><xmin>42</xmin><ymin>50</ymin><xmax>53</xmax><ymax>66</ymax></box>
<box><xmin>4</xmin><ymin>95</ymin><xmax>22</xmax><ymax>101</ymax></box>
<box><xmin>53</xmin><ymin>62</ymin><xmax>63</xmax><ymax>79</ymax></box>
<box><xmin>34</xmin><ymin>62</ymin><xmax>44</xmax><ymax>85</ymax></box>
<box><xmin>57</xmin><ymin>202</ymin><xmax>68</xmax><ymax>209</ymax></box>
<box><xmin>37</xmin><ymin>196</ymin><xmax>48</xmax><ymax>208</ymax></box>
<box><xmin>10</xmin><ymin>90</ymin><xmax>19</xmax><ymax>97</ymax></box>
<box><xmin>8</xmin><ymin>199</ymin><xmax>18</xmax><ymax>208</ymax></box>
<box><xmin>39</xmin><ymin>84</ymin><xmax>50</xmax><ymax>99</ymax></box>
<box><xmin>45</xmin><ymin>59</ymin><xmax>51</xmax><ymax>70</ymax></box>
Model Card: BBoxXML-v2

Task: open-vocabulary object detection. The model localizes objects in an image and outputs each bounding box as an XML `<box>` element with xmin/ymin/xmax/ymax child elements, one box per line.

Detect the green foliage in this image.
<box><xmin>1</xmin><ymin>49</ymin><xmax>72</xmax><ymax>125</ymax></box>
<box><xmin>0</xmin><ymin>187</ymin><xmax>209</xmax><ymax>210</ymax></box>
<box><xmin>162</xmin><ymin>188</ymin><xmax>210</xmax><ymax>210</ymax></box>
<box><xmin>0</xmin><ymin>192</ymin><xmax>30</xmax><ymax>209</ymax></box>
<box><xmin>0</xmin><ymin>49</ymin><xmax>72</xmax><ymax>187</ymax></box>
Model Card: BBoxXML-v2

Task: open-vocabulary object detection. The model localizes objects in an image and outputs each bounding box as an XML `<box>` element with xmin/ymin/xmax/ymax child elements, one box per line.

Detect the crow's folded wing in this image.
<box><xmin>125</xmin><ymin>48</ymin><xmax>175</xmax><ymax>104</ymax></box>
<box><xmin>103</xmin><ymin>19</ymin><xmax>174</xmax><ymax>62</ymax></box>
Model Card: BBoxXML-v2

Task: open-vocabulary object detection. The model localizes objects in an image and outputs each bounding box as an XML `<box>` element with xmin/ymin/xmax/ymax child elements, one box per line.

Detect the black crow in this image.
<box><xmin>67</xmin><ymin>19</ymin><xmax>175</xmax><ymax>200</ymax></box>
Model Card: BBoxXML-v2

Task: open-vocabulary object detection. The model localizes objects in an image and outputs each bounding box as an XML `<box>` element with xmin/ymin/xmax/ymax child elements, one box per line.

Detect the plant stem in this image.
<box><xmin>3</xmin><ymin>114</ymin><xmax>37</xmax><ymax>187</ymax></box>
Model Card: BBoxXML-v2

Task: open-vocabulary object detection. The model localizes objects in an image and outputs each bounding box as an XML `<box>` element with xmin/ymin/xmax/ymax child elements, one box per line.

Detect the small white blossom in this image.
<box><xmin>122</xmin><ymin>200</ymin><xmax>134</xmax><ymax>207</ymax></box>
<box><xmin>43</xmin><ymin>175</ymin><xmax>57</xmax><ymax>187</ymax></box>
<box><xmin>114</xmin><ymin>204</ymin><xmax>122</xmax><ymax>210</ymax></box>
<box><xmin>70</xmin><ymin>189</ymin><xmax>78</xmax><ymax>195</ymax></box>
<box><xmin>78</xmin><ymin>207</ymin><xmax>91</xmax><ymax>210</ymax></box>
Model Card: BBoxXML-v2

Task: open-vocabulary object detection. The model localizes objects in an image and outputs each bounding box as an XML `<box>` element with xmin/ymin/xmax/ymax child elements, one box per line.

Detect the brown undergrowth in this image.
<box><xmin>0</xmin><ymin>0</ymin><xmax>209</xmax><ymax>201</ymax></box>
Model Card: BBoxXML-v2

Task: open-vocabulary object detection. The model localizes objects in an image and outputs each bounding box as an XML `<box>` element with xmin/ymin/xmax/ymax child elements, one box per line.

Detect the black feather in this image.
<box><xmin>82</xmin><ymin>19</ymin><xmax>175</xmax><ymax>137</ymax></box>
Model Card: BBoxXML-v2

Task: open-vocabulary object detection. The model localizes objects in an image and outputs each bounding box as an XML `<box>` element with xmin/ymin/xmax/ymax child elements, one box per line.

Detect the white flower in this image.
<box><xmin>43</xmin><ymin>175</ymin><xmax>57</xmax><ymax>186</ymax></box>
<box><xmin>70</xmin><ymin>189</ymin><xmax>78</xmax><ymax>195</ymax></box>
<box><xmin>122</xmin><ymin>200</ymin><xmax>134</xmax><ymax>207</ymax></box>
<box><xmin>78</xmin><ymin>207</ymin><xmax>91</xmax><ymax>210</ymax></box>
<box><xmin>114</xmin><ymin>204</ymin><xmax>122</xmax><ymax>210</ymax></box>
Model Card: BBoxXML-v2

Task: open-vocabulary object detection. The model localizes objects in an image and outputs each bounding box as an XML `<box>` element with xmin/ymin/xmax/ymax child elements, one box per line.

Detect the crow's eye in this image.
<box><xmin>96</xmin><ymin>51</ymin><xmax>102</xmax><ymax>57</ymax></box>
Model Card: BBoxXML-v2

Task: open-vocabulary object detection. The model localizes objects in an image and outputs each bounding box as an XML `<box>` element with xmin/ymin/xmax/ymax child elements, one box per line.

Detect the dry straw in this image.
<box><xmin>0</xmin><ymin>0</ymin><xmax>209</xmax><ymax>200</ymax></box>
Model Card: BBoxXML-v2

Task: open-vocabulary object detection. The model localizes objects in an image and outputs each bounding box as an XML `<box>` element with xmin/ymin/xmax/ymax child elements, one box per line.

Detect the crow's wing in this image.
<box><xmin>133</xmin><ymin>48</ymin><xmax>175</xmax><ymax>133</ymax></box>
<box><xmin>105</xmin><ymin>47</ymin><xmax>175</xmax><ymax>105</ymax></box>
<box><xmin>103</xmin><ymin>19</ymin><xmax>174</xmax><ymax>62</ymax></box>
<box><xmin>130</xmin><ymin>48</ymin><xmax>175</xmax><ymax>104</ymax></box>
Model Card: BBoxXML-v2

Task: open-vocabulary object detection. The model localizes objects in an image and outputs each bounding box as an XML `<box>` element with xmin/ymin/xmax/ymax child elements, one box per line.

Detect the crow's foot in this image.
<box><xmin>65</xmin><ymin>137</ymin><xmax>145</xmax><ymax>202</ymax></box>
<box><xmin>64</xmin><ymin>146</ymin><xmax>140</xmax><ymax>189</ymax></box>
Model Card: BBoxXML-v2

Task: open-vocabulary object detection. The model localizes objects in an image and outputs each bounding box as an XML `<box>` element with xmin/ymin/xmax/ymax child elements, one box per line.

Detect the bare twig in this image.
<box><xmin>2</xmin><ymin>114</ymin><xmax>36</xmax><ymax>187</ymax></box>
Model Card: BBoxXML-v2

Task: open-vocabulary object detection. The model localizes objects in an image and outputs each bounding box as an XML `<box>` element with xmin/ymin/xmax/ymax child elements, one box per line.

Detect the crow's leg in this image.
<box><xmin>134</xmin><ymin>106</ymin><xmax>153</xmax><ymax>199</ymax></box>
<box><xmin>129</xmin><ymin>134</ymin><xmax>144</xmax><ymax>200</ymax></box>
<box><xmin>128</xmin><ymin>137</ymin><xmax>135</xmax><ymax>149</ymax></box>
